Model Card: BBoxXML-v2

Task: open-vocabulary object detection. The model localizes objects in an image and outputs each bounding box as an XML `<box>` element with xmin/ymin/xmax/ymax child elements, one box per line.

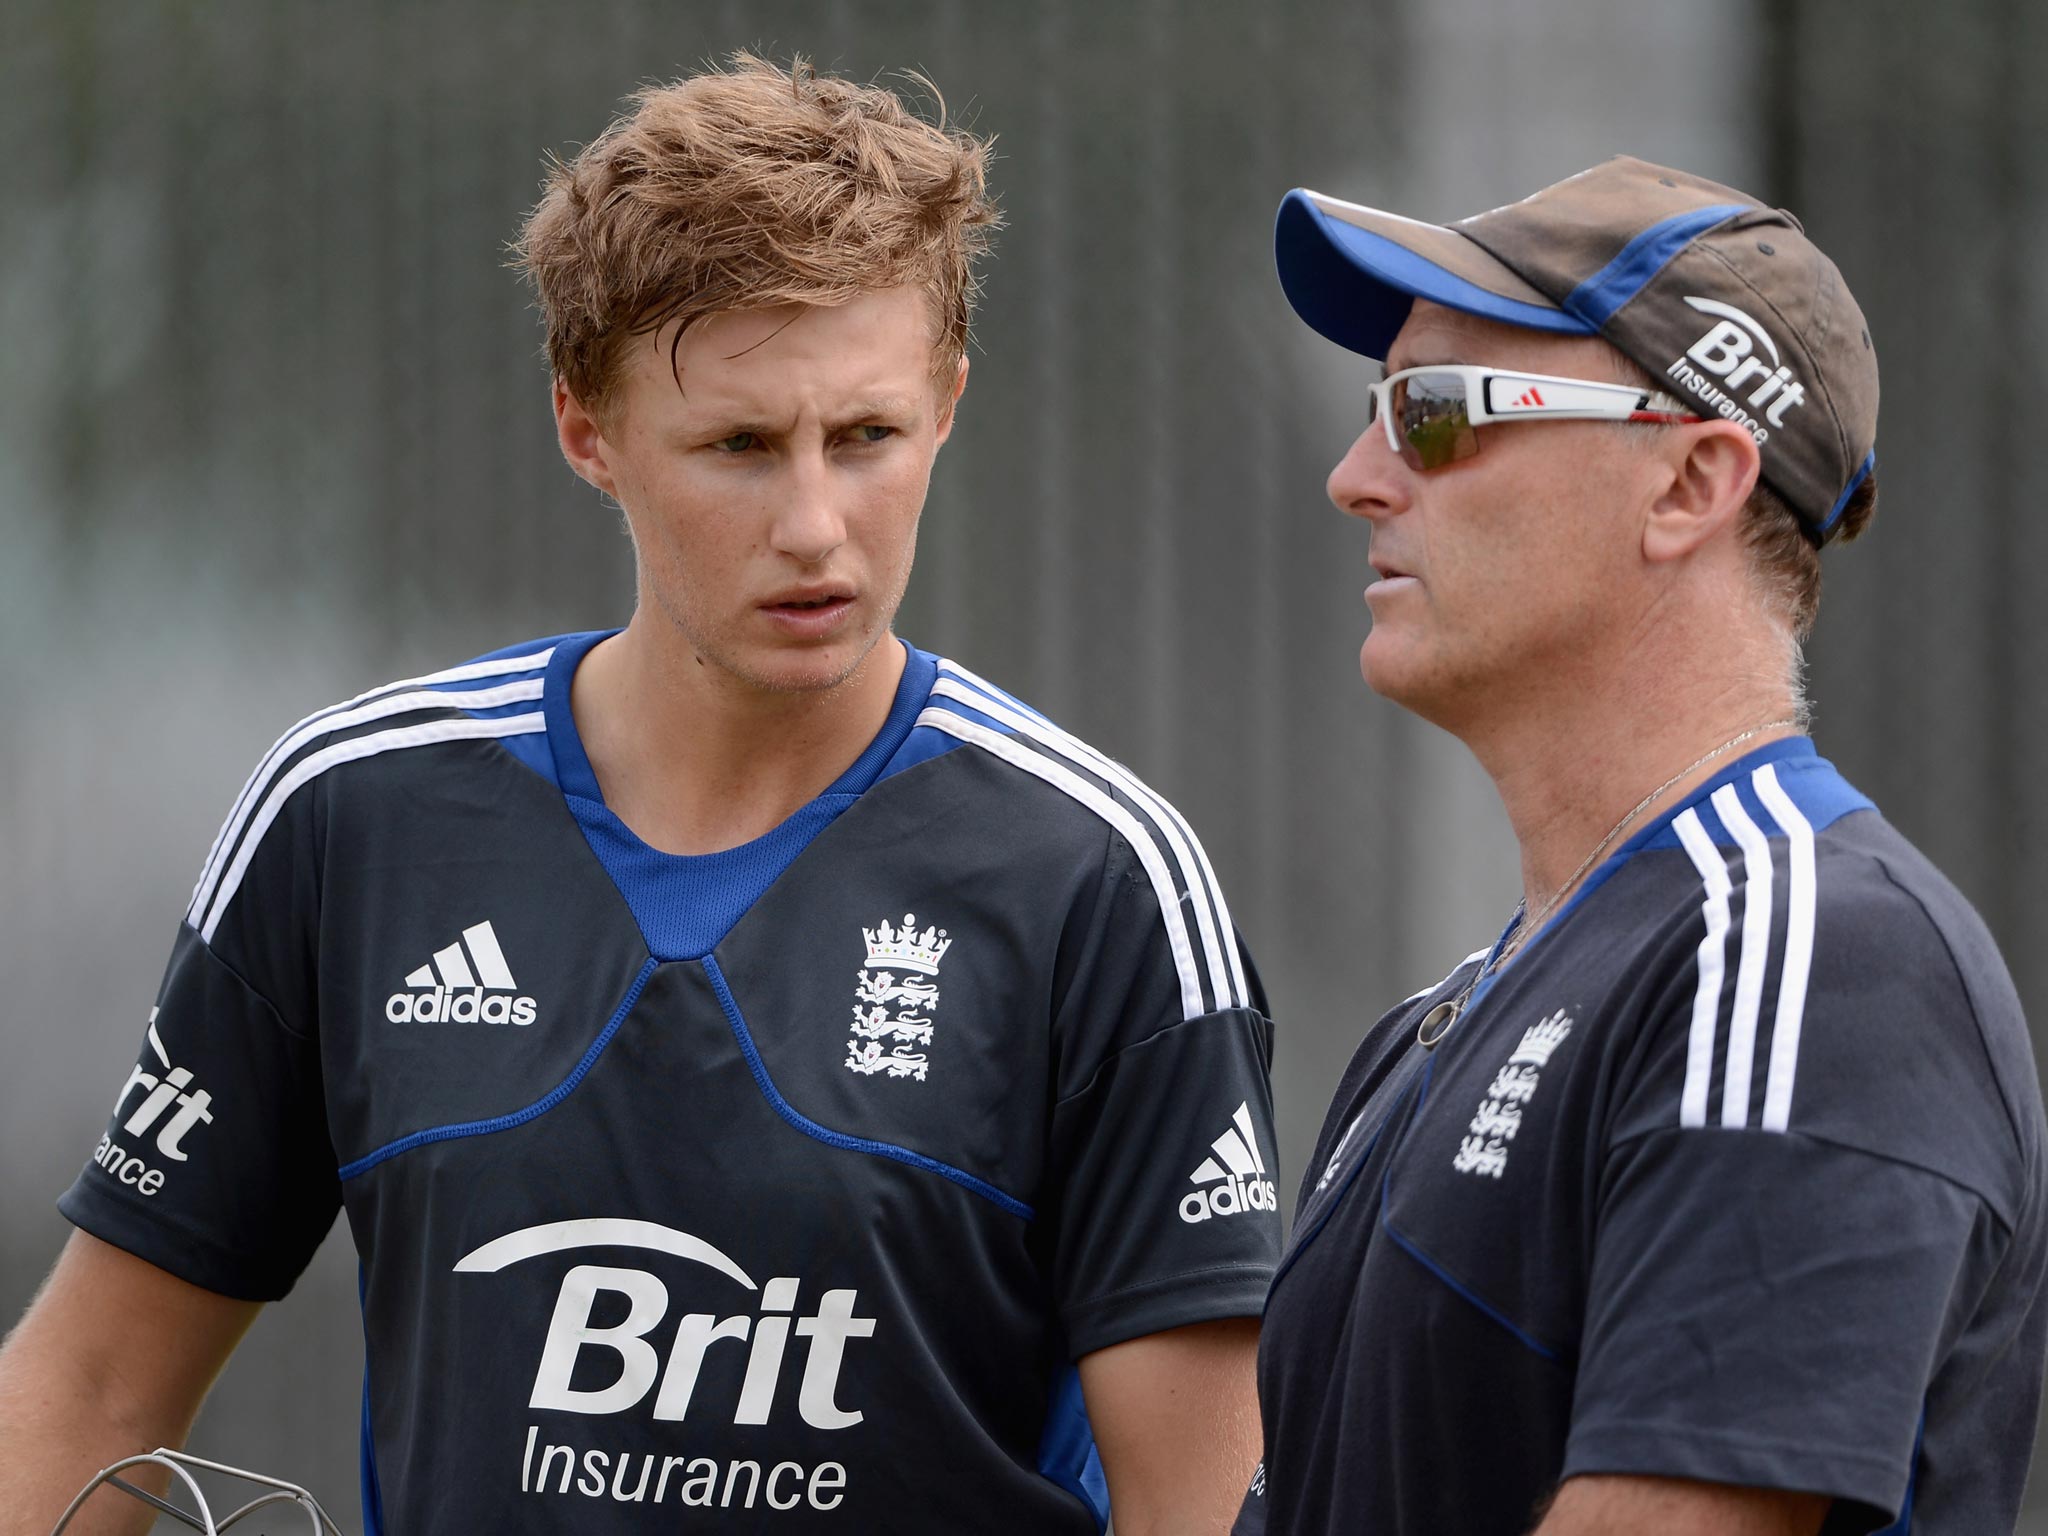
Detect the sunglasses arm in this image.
<box><xmin>1472</xmin><ymin>372</ymin><xmax>1694</xmax><ymax>424</ymax></box>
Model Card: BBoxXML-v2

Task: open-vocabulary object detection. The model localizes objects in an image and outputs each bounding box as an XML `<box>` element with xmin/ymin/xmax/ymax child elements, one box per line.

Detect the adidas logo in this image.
<box><xmin>1512</xmin><ymin>387</ymin><xmax>1547</xmax><ymax>408</ymax></box>
<box><xmin>1178</xmin><ymin>1101</ymin><xmax>1277</xmax><ymax>1224</ymax></box>
<box><xmin>385</xmin><ymin>921</ymin><xmax>538</xmax><ymax>1026</ymax></box>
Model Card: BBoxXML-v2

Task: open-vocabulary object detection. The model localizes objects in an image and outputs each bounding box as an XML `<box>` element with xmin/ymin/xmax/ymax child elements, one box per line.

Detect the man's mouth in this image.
<box><xmin>763</xmin><ymin>586</ymin><xmax>854</xmax><ymax>611</ymax></box>
<box><xmin>760</xmin><ymin>586</ymin><xmax>857</xmax><ymax>633</ymax></box>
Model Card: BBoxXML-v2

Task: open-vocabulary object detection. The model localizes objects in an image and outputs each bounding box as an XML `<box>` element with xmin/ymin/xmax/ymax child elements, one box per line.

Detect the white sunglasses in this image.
<box><xmin>1367</xmin><ymin>363</ymin><xmax>1701</xmax><ymax>470</ymax></box>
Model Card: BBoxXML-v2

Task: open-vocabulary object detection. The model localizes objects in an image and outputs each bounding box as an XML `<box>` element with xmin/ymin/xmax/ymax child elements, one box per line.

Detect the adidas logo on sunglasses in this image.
<box><xmin>1663</xmin><ymin>297</ymin><xmax>1806</xmax><ymax>446</ymax></box>
<box><xmin>1368</xmin><ymin>365</ymin><xmax>1698</xmax><ymax>470</ymax></box>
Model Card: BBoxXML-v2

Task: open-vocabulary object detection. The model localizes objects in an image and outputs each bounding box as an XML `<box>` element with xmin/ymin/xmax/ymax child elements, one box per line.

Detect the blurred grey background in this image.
<box><xmin>3</xmin><ymin>0</ymin><xmax>2042</xmax><ymax>1527</ymax></box>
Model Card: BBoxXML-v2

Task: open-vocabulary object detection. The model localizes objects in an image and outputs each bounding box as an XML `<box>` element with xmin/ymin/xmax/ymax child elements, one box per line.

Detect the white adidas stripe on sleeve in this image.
<box><xmin>933</xmin><ymin>665</ymin><xmax>1247</xmax><ymax>1006</ymax></box>
<box><xmin>189</xmin><ymin>677</ymin><xmax>546</xmax><ymax>927</ymax></box>
<box><xmin>197</xmin><ymin>713</ymin><xmax>545</xmax><ymax>942</ymax></box>
<box><xmin>1673</xmin><ymin>807</ymin><xmax>1734</xmax><ymax>1130</ymax></box>
<box><xmin>931</xmin><ymin>665</ymin><xmax>1248</xmax><ymax>1010</ymax></box>
<box><xmin>188</xmin><ymin>649</ymin><xmax>553</xmax><ymax>924</ymax></box>
<box><xmin>1673</xmin><ymin>770</ymin><xmax>1817</xmax><ymax>1135</ymax></box>
<box><xmin>1752</xmin><ymin>764</ymin><xmax>1817</xmax><ymax>1132</ymax></box>
<box><xmin>915</xmin><ymin>709</ymin><xmax>1211</xmax><ymax>1021</ymax></box>
<box><xmin>1710</xmin><ymin>784</ymin><xmax>1776</xmax><ymax>1129</ymax></box>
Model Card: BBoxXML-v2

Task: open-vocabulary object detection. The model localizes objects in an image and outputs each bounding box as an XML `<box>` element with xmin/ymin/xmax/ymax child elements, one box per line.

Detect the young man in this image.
<box><xmin>1241</xmin><ymin>158</ymin><xmax>2047</xmax><ymax>1534</ymax></box>
<box><xmin>0</xmin><ymin>58</ymin><xmax>1278</xmax><ymax>1534</ymax></box>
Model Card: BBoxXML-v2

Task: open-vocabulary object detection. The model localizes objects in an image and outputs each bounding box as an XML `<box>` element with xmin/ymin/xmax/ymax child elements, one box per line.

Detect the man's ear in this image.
<box><xmin>554</xmin><ymin>380</ymin><xmax>619</xmax><ymax>498</ymax></box>
<box><xmin>933</xmin><ymin>354</ymin><xmax>969</xmax><ymax>448</ymax></box>
<box><xmin>1643</xmin><ymin>420</ymin><xmax>1760</xmax><ymax>564</ymax></box>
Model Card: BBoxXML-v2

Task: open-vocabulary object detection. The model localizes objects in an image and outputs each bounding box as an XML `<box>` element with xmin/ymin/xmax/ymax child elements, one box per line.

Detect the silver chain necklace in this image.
<box><xmin>1416</xmin><ymin>718</ymin><xmax>1798</xmax><ymax>1050</ymax></box>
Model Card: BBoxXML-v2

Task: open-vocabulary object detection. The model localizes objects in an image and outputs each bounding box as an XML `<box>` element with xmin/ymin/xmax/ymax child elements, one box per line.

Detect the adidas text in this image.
<box><xmin>386</xmin><ymin>986</ymin><xmax>537</xmax><ymax>1026</ymax></box>
<box><xmin>1179</xmin><ymin>1173</ymin><xmax>1277</xmax><ymax>1223</ymax></box>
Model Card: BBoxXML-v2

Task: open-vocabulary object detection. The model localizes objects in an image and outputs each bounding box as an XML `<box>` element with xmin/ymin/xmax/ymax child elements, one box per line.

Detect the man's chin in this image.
<box><xmin>735</xmin><ymin>631</ymin><xmax>889</xmax><ymax>697</ymax></box>
<box><xmin>1357</xmin><ymin>634</ymin><xmax>1404</xmax><ymax>698</ymax></box>
<box><xmin>1358</xmin><ymin>636</ymin><xmax>1436</xmax><ymax>710</ymax></box>
<box><xmin>646</xmin><ymin>598</ymin><xmax>898</xmax><ymax>699</ymax></box>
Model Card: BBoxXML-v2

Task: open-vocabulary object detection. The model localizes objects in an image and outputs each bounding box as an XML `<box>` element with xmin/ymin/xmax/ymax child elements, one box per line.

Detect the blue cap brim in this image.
<box><xmin>1274</xmin><ymin>189</ymin><xmax>1592</xmax><ymax>360</ymax></box>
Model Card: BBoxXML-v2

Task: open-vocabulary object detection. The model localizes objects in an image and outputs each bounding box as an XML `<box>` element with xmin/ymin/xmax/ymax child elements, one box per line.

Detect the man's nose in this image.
<box><xmin>1326</xmin><ymin>422</ymin><xmax>1406</xmax><ymax>523</ymax></box>
<box><xmin>770</xmin><ymin>452</ymin><xmax>848</xmax><ymax>564</ymax></box>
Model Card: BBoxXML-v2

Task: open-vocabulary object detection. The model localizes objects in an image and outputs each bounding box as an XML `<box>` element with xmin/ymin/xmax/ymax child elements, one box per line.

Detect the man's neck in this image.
<box><xmin>1458</xmin><ymin>634</ymin><xmax>1800</xmax><ymax>926</ymax></box>
<box><xmin>569</xmin><ymin>618</ymin><xmax>908</xmax><ymax>856</ymax></box>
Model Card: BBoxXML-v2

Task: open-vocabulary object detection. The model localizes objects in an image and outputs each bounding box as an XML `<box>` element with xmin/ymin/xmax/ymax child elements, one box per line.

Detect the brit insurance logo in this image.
<box><xmin>92</xmin><ymin>1008</ymin><xmax>215</xmax><ymax>1197</ymax></box>
<box><xmin>455</xmin><ymin>1218</ymin><xmax>873</xmax><ymax>1513</ymax></box>
<box><xmin>844</xmin><ymin>912</ymin><xmax>950</xmax><ymax>1082</ymax></box>
<box><xmin>385</xmin><ymin>919</ymin><xmax>537</xmax><ymax>1025</ymax></box>
<box><xmin>1179</xmin><ymin>1102</ymin><xmax>1277</xmax><ymax>1224</ymax></box>
<box><xmin>1663</xmin><ymin>296</ymin><xmax>1807</xmax><ymax>446</ymax></box>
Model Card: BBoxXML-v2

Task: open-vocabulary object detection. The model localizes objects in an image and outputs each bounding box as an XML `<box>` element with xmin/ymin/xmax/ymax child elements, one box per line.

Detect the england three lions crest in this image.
<box><xmin>845</xmin><ymin>913</ymin><xmax>951</xmax><ymax>1082</ymax></box>
<box><xmin>1452</xmin><ymin>1009</ymin><xmax>1575</xmax><ymax>1180</ymax></box>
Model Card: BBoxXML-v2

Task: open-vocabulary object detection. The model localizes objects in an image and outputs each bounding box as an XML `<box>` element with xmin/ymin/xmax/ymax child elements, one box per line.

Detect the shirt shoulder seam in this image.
<box><xmin>184</xmin><ymin>921</ymin><xmax>308</xmax><ymax>1042</ymax></box>
<box><xmin>1604</xmin><ymin>1121</ymin><xmax>2013</xmax><ymax>1230</ymax></box>
<box><xmin>1054</xmin><ymin>1006</ymin><xmax>1265</xmax><ymax>1109</ymax></box>
<box><xmin>1865</xmin><ymin>847</ymin><xmax>2030</xmax><ymax>1163</ymax></box>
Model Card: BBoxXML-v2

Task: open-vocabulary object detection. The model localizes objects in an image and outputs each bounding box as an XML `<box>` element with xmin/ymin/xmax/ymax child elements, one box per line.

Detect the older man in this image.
<box><xmin>1240</xmin><ymin>158</ymin><xmax>2047</xmax><ymax>1535</ymax></box>
<box><xmin>0</xmin><ymin>56</ymin><xmax>1276</xmax><ymax>1535</ymax></box>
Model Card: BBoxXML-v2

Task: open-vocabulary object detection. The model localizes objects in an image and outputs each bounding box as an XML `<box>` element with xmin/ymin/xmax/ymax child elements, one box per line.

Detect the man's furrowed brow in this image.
<box><xmin>671</xmin><ymin>408</ymin><xmax>785</xmax><ymax>440</ymax></box>
<box><xmin>828</xmin><ymin>396</ymin><xmax>927</xmax><ymax>428</ymax></box>
<box><xmin>669</xmin><ymin>396</ymin><xmax>927</xmax><ymax>439</ymax></box>
<box><xmin>1383</xmin><ymin>349</ymin><xmax>1467</xmax><ymax>375</ymax></box>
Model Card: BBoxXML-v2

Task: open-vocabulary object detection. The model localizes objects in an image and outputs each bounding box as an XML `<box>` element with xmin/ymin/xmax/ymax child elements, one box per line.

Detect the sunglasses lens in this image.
<box><xmin>1392</xmin><ymin>372</ymin><xmax>1480</xmax><ymax>470</ymax></box>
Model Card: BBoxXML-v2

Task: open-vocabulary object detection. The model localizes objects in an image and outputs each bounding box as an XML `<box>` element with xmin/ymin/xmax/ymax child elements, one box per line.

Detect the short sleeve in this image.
<box><xmin>1563</xmin><ymin>846</ymin><xmax>2030</xmax><ymax>1526</ymax></box>
<box><xmin>58</xmin><ymin>762</ymin><xmax>339</xmax><ymax>1300</ymax></box>
<box><xmin>1040</xmin><ymin>830</ymin><xmax>1281</xmax><ymax>1358</ymax></box>
<box><xmin>1566</xmin><ymin>1127</ymin><xmax>1990</xmax><ymax>1524</ymax></box>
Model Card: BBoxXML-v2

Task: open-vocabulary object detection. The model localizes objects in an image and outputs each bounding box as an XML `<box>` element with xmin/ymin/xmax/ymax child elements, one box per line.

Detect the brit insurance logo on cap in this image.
<box><xmin>1275</xmin><ymin>155</ymin><xmax>1878</xmax><ymax>542</ymax></box>
<box><xmin>1668</xmin><ymin>296</ymin><xmax>1809</xmax><ymax>444</ymax></box>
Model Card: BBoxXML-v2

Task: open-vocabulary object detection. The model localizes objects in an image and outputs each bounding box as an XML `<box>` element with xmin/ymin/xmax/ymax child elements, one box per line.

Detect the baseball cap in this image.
<box><xmin>1274</xmin><ymin>156</ymin><xmax>1877</xmax><ymax>541</ymax></box>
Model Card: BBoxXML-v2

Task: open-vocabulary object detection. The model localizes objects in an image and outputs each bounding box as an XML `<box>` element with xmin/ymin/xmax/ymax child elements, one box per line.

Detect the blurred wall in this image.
<box><xmin>2</xmin><ymin>0</ymin><xmax>2041</xmax><ymax>1527</ymax></box>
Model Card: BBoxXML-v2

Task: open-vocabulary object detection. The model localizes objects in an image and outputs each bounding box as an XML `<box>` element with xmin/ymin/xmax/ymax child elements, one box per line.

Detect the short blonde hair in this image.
<box><xmin>515</xmin><ymin>53</ymin><xmax>999</xmax><ymax>417</ymax></box>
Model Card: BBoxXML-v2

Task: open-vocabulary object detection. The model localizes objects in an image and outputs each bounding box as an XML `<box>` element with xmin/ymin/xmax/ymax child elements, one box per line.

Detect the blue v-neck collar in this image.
<box><xmin>536</xmin><ymin>631</ymin><xmax>939</xmax><ymax>961</ymax></box>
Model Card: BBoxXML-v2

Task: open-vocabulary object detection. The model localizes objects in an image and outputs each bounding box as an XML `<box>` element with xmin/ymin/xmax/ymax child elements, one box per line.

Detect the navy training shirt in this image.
<box><xmin>61</xmin><ymin>633</ymin><xmax>1282</xmax><ymax>1532</ymax></box>
<box><xmin>1237</xmin><ymin>738</ymin><xmax>2047</xmax><ymax>1536</ymax></box>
